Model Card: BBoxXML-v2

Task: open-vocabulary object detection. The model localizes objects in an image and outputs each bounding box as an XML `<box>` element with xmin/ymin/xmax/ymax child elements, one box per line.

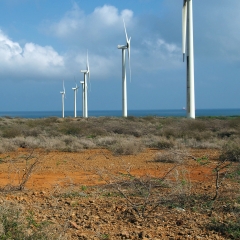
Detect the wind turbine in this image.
<box><xmin>60</xmin><ymin>80</ymin><xmax>66</xmax><ymax>118</ymax></box>
<box><xmin>182</xmin><ymin>0</ymin><xmax>195</xmax><ymax>119</ymax></box>
<box><xmin>80</xmin><ymin>81</ymin><xmax>85</xmax><ymax>117</ymax></box>
<box><xmin>72</xmin><ymin>81</ymin><xmax>79</xmax><ymax>118</ymax></box>
<box><xmin>117</xmin><ymin>19</ymin><xmax>131</xmax><ymax>118</ymax></box>
<box><xmin>81</xmin><ymin>51</ymin><xmax>90</xmax><ymax>118</ymax></box>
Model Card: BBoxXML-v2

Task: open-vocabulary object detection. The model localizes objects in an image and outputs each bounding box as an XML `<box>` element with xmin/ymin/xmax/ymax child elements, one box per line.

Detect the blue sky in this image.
<box><xmin>0</xmin><ymin>0</ymin><xmax>239</xmax><ymax>111</ymax></box>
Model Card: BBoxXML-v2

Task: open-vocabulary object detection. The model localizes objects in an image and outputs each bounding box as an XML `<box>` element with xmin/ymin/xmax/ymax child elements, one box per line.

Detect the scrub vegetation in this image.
<box><xmin>0</xmin><ymin>116</ymin><xmax>240</xmax><ymax>153</ymax></box>
<box><xmin>0</xmin><ymin>116</ymin><xmax>239</xmax><ymax>239</ymax></box>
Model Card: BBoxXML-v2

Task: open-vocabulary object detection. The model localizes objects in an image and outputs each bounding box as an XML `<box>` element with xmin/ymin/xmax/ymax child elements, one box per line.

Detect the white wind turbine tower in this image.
<box><xmin>72</xmin><ymin>81</ymin><xmax>79</xmax><ymax>118</ymax></box>
<box><xmin>80</xmin><ymin>81</ymin><xmax>85</xmax><ymax>117</ymax></box>
<box><xmin>182</xmin><ymin>0</ymin><xmax>195</xmax><ymax>119</ymax></box>
<box><xmin>117</xmin><ymin>19</ymin><xmax>131</xmax><ymax>118</ymax></box>
<box><xmin>81</xmin><ymin>51</ymin><xmax>90</xmax><ymax>118</ymax></box>
<box><xmin>60</xmin><ymin>80</ymin><xmax>66</xmax><ymax>118</ymax></box>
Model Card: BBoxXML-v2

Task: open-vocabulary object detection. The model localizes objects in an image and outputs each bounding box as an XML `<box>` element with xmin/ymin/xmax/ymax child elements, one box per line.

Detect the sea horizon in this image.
<box><xmin>0</xmin><ymin>108</ymin><xmax>240</xmax><ymax>119</ymax></box>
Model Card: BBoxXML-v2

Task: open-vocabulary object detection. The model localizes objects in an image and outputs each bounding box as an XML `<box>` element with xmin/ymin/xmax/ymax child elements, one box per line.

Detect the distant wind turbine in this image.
<box><xmin>117</xmin><ymin>19</ymin><xmax>131</xmax><ymax>118</ymax></box>
<box><xmin>60</xmin><ymin>80</ymin><xmax>66</xmax><ymax>118</ymax></box>
<box><xmin>81</xmin><ymin>51</ymin><xmax>90</xmax><ymax>118</ymax></box>
<box><xmin>72</xmin><ymin>81</ymin><xmax>79</xmax><ymax>118</ymax></box>
<box><xmin>182</xmin><ymin>0</ymin><xmax>195</xmax><ymax>119</ymax></box>
<box><xmin>80</xmin><ymin>81</ymin><xmax>85</xmax><ymax>117</ymax></box>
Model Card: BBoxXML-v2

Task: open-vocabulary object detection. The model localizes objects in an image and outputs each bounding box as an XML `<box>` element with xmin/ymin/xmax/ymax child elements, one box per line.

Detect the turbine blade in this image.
<box><xmin>86</xmin><ymin>50</ymin><xmax>91</xmax><ymax>92</ymax></box>
<box><xmin>127</xmin><ymin>38</ymin><xmax>131</xmax><ymax>82</ymax></box>
<box><xmin>63</xmin><ymin>80</ymin><xmax>65</xmax><ymax>94</ymax></box>
<box><xmin>182</xmin><ymin>0</ymin><xmax>187</xmax><ymax>62</ymax></box>
<box><xmin>123</xmin><ymin>19</ymin><xmax>131</xmax><ymax>82</ymax></box>
<box><xmin>123</xmin><ymin>18</ymin><xmax>129</xmax><ymax>43</ymax></box>
<box><xmin>86</xmin><ymin>50</ymin><xmax>89</xmax><ymax>71</ymax></box>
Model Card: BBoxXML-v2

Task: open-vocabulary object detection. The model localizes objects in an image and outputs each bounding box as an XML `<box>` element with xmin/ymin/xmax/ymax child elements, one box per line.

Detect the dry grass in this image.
<box><xmin>154</xmin><ymin>148</ymin><xmax>189</xmax><ymax>163</ymax></box>
<box><xmin>0</xmin><ymin>116</ymin><xmax>239</xmax><ymax>154</ymax></box>
<box><xmin>110</xmin><ymin>138</ymin><xmax>144</xmax><ymax>155</ymax></box>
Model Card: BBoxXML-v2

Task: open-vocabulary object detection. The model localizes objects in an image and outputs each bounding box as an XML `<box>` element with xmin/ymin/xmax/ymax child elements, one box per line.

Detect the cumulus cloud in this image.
<box><xmin>45</xmin><ymin>3</ymin><xmax>182</xmax><ymax>79</ymax></box>
<box><xmin>47</xmin><ymin>4</ymin><xmax>134</xmax><ymax>47</ymax></box>
<box><xmin>0</xmin><ymin>30</ymin><xmax>65</xmax><ymax>80</ymax></box>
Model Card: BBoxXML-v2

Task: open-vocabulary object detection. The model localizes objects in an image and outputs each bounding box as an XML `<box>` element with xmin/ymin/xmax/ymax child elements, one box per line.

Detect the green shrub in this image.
<box><xmin>208</xmin><ymin>219</ymin><xmax>240</xmax><ymax>239</ymax></box>
<box><xmin>2</xmin><ymin>128</ymin><xmax>22</xmax><ymax>138</ymax></box>
<box><xmin>59</xmin><ymin>122</ymin><xmax>82</xmax><ymax>135</ymax></box>
<box><xmin>0</xmin><ymin>202</ymin><xmax>60</xmax><ymax>239</ymax></box>
<box><xmin>219</xmin><ymin>142</ymin><xmax>240</xmax><ymax>162</ymax></box>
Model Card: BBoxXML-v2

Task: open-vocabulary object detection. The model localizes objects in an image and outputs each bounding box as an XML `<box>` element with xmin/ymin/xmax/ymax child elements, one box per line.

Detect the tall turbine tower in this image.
<box><xmin>182</xmin><ymin>0</ymin><xmax>195</xmax><ymax>119</ymax></box>
<box><xmin>80</xmin><ymin>81</ymin><xmax>85</xmax><ymax>117</ymax></box>
<box><xmin>81</xmin><ymin>51</ymin><xmax>90</xmax><ymax>118</ymax></box>
<box><xmin>60</xmin><ymin>80</ymin><xmax>66</xmax><ymax>118</ymax></box>
<box><xmin>72</xmin><ymin>82</ymin><xmax>79</xmax><ymax>118</ymax></box>
<box><xmin>117</xmin><ymin>19</ymin><xmax>131</xmax><ymax>118</ymax></box>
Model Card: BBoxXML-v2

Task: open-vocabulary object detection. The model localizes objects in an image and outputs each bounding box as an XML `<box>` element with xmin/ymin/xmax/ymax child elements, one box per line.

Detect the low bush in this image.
<box><xmin>154</xmin><ymin>149</ymin><xmax>188</xmax><ymax>163</ymax></box>
<box><xmin>58</xmin><ymin>122</ymin><xmax>83</xmax><ymax>135</ymax></box>
<box><xmin>0</xmin><ymin>139</ymin><xmax>18</xmax><ymax>153</ymax></box>
<box><xmin>110</xmin><ymin>138</ymin><xmax>144</xmax><ymax>155</ymax></box>
<box><xmin>95</xmin><ymin>136</ymin><xmax>118</xmax><ymax>147</ymax></box>
<box><xmin>208</xmin><ymin>219</ymin><xmax>240</xmax><ymax>239</ymax></box>
<box><xmin>156</xmin><ymin>138</ymin><xmax>175</xmax><ymax>149</ymax></box>
<box><xmin>2</xmin><ymin>128</ymin><xmax>22</xmax><ymax>138</ymax></box>
<box><xmin>219</xmin><ymin>141</ymin><xmax>240</xmax><ymax>162</ymax></box>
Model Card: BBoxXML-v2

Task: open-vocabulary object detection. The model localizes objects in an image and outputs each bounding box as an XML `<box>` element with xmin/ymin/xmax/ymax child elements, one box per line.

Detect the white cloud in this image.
<box><xmin>0</xmin><ymin>30</ymin><xmax>65</xmax><ymax>79</ymax></box>
<box><xmin>90</xmin><ymin>5</ymin><xmax>133</xmax><ymax>26</ymax></box>
<box><xmin>48</xmin><ymin>3</ymin><xmax>85</xmax><ymax>38</ymax></box>
<box><xmin>134</xmin><ymin>38</ymin><xmax>181</xmax><ymax>72</ymax></box>
<box><xmin>47</xmin><ymin>4</ymin><xmax>134</xmax><ymax>47</ymax></box>
<box><xmin>45</xmin><ymin>3</ymin><xmax>182</xmax><ymax>78</ymax></box>
<box><xmin>0</xmin><ymin>30</ymin><xmax>22</xmax><ymax>60</ymax></box>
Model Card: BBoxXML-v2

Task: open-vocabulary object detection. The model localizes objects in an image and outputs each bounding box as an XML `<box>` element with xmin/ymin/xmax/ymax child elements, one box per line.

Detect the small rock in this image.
<box><xmin>69</xmin><ymin>221</ymin><xmax>80</xmax><ymax>229</ymax></box>
<box><xmin>175</xmin><ymin>207</ymin><xmax>185</xmax><ymax>212</ymax></box>
<box><xmin>121</xmin><ymin>230</ymin><xmax>130</xmax><ymax>238</ymax></box>
<box><xmin>176</xmin><ymin>219</ymin><xmax>183</xmax><ymax>226</ymax></box>
<box><xmin>139</xmin><ymin>231</ymin><xmax>147</xmax><ymax>238</ymax></box>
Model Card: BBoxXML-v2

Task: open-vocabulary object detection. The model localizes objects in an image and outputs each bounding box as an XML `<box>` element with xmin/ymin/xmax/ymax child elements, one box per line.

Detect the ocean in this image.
<box><xmin>0</xmin><ymin>109</ymin><xmax>240</xmax><ymax>118</ymax></box>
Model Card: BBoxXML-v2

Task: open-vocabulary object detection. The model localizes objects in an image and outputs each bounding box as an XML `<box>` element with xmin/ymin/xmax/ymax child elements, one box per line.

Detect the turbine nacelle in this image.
<box><xmin>72</xmin><ymin>87</ymin><xmax>79</xmax><ymax>90</ymax></box>
<box><xmin>117</xmin><ymin>45</ymin><xmax>128</xmax><ymax>49</ymax></box>
<box><xmin>60</xmin><ymin>80</ymin><xmax>66</xmax><ymax>97</ymax></box>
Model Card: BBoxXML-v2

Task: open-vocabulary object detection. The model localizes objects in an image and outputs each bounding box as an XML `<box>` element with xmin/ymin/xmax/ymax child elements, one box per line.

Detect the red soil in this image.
<box><xmin>0</xmin><ymin>148</ymin><xmax>220</xmax><ymax>191</ymax></box>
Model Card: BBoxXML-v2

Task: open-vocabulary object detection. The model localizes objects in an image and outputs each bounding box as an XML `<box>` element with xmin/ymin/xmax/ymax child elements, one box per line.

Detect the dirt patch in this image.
<box><xmin>0</xmin><ymin>148</ymin><xmax>219</xmax><ymax>191</ymax></box>
<box><xmin>0</xmin><ymin>148</ymin><xmax>238</xmax><ymax>239</ymax></box>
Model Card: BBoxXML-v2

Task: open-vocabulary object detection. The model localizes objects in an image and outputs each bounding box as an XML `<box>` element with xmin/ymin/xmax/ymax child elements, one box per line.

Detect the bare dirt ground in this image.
<box><xmin>0</xmin><ymin>148</ymin><xmax>219</xmax><ymax>190</ymax></box>
<box><xmin>0</xmin><ymin>148</ymin><xmax>238</xmax><ymax>239</ymax></box>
